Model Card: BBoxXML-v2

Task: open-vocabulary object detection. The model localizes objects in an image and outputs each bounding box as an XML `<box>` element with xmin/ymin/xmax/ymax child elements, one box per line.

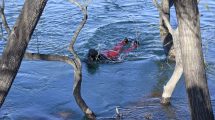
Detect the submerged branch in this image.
<box><xmin>152</xmin><ymin>0</ymin><xmax>174</xmax><ymax>34</ymax></box>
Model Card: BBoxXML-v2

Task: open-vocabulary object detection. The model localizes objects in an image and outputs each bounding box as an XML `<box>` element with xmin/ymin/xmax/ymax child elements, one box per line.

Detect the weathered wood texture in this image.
<box><xmin>175</xmin><ymin>0</ymin><xmax>214</xmax><ymax>119</ymax></box>
<box><xmin>0</xmin><ymin>0</ymin><xmax>47</xmax><ymax>107</ymax></box>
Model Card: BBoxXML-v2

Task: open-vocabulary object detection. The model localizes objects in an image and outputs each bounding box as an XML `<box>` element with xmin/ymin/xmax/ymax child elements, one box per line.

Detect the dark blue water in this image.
<box><xmin>0</xmin><ymin>0</ymin><xmax>215</xmax><ymax>120</ymax></box>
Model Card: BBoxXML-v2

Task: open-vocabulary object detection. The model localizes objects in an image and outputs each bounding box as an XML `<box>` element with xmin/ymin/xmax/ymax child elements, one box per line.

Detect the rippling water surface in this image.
<box><xmin>0</xmin><ymin>0</ymin><xmax>215</xmax><ymax>120</ymax></box>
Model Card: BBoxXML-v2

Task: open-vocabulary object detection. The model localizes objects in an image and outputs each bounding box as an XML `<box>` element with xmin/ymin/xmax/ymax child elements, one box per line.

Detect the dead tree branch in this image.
<box><xmin>0</xmin><ymin>0</ymin><xmax>11</xmax><ymax>35</ymax></box>
<box><xmin>68</xmin><ymin>0</ymin><xmax>96</xmax><ymax>119</ymax></box>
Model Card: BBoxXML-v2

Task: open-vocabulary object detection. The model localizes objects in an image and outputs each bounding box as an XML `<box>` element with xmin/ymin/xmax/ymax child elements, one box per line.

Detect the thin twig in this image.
<box><xmin>152</xmin><ymin>0</ymin><xmax>174</xmax><ymax>34</ymax></box>
<box><xmin>0</xmin><ymin>0</ymin><xmax>11</xmax><ymax>35</ymax></box>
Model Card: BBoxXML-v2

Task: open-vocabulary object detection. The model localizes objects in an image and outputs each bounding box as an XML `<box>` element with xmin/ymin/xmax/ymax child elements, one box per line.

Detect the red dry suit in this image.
<box><xmin>102</xmin><ymin>40</ymin><xmax>138</xmax><ymax>60</ymax></box>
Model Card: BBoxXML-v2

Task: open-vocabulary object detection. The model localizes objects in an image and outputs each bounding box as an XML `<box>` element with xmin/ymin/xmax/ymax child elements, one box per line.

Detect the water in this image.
<box><xmin>0</xmin><ymin>0</ymin><xmax>215</xmax><ymax>120</ymax></box>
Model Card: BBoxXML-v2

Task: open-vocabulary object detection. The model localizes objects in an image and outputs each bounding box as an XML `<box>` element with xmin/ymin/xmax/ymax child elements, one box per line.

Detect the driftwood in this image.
<box><xmin>68</xmin><ymin>0</ymin><xmax>96</xmax><ymax>119</ymax></box>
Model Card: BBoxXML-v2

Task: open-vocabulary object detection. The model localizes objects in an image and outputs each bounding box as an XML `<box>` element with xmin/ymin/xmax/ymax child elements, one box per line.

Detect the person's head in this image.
<box><xmin>87</xmin><ymin>49</ymin><xmax>99</xmax><ymax>62</ymax></box>
<box><xmin>124</xmin><ymin>37</ymin><xmax>129</xmax><ymax>44</ymax></box>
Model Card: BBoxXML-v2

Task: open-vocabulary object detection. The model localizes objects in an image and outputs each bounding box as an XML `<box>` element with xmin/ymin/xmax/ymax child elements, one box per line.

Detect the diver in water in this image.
<box><xmin>87</xmin><ymin>38</ymin><xmax>139</xmax><ymax>63</ymax></box>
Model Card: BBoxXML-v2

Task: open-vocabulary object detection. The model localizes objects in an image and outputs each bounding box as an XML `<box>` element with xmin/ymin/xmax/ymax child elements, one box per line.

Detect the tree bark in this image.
<box><xmin>174</xmin><ymin>0</ymin><xmax>214</xmax><ymax>119</ymax></box>
<box><xmin>0</xmin><ymin>0</ymin><xmax>47</xmax><ymax>107</ymax></box>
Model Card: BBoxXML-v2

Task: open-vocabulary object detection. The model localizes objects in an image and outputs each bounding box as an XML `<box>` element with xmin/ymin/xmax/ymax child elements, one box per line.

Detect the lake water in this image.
<box><xmin>0</xmin><ymin>0</ymin><xmax>215</xmax><ymax>120</ymax></box>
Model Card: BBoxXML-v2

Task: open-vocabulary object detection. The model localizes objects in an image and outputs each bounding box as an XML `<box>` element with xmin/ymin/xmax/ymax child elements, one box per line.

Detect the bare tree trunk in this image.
<box><xmin>174</xmin><ymin>0</ymin><xmax>214</xmax><ymax>119</ymax></box>
<box><xmin>0</xmin><ymin>0</ymin><xmax>47</xmax><ymax>107</ymax></box>
<box><xmin>159</xmin><ymin>0</ymin><xmax>175</xmax><ymax>60</ymax></box>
